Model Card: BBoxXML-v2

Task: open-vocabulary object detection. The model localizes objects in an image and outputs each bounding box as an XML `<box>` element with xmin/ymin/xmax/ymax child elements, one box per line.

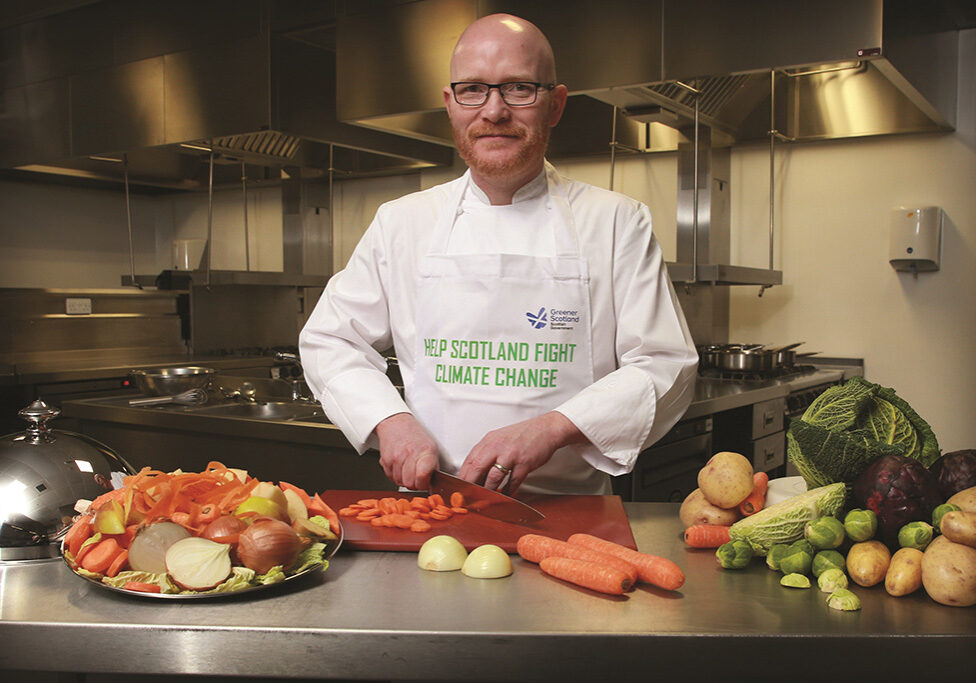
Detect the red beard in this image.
<box><xmin>454</xmin><ymin>123</ymin><xmax>550</xmax><ymax>179</ymax></box>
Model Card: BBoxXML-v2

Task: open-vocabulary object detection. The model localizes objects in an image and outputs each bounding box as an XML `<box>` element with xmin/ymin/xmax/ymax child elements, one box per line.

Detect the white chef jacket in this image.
<box><xmin>299</xmin><ymin>162</ymin><xmax>699</xmax><ymax>494</ymax></box>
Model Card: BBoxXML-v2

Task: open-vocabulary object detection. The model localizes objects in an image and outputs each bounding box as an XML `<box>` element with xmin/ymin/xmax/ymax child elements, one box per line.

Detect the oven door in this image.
<box><xmin>612</xmin><ymin>417</ymin><xmax>713</xmax><ymax>503</ymax></box>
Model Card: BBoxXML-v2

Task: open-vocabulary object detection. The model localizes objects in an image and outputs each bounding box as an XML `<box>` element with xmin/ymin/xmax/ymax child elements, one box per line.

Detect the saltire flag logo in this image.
<box><xmin>526</xmin><ymin>307</ymin><xmax>547</xmax><ymax>329</ymax></box>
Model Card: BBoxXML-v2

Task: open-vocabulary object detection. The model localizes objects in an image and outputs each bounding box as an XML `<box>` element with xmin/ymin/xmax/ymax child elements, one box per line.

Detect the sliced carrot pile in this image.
<box><xmin>338</xmin><ymin>493</ymin><xmax>467</xmax><ymax>532</ymax></box>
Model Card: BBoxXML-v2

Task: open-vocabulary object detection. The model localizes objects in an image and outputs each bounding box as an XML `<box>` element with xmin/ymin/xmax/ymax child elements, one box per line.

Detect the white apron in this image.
<box><xmin>409</xmin><ymin>169</ymin><xmax>608</xmax><ymax>494</ymax></box>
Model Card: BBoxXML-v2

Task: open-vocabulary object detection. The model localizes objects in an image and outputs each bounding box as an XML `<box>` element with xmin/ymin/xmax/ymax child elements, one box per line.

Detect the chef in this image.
<box><xmin>299</xmin><ymin>13</ymin><xmax>698</xmax><ymax>496</ymax></box>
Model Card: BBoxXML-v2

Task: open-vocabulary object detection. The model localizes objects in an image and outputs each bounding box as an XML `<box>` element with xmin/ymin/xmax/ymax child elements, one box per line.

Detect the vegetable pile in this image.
<box><xmin>712</xmin><ymin>485</ymin><xmax>976</xmax><ymax>610</ymax></box>
<box><xmin>787</xmin><ymin>377</ymin><xmax>940</xmax><ymax>489</ymax></box>
<box><xmin>62</xmin><ymin>461</ymin><xmax>340</xmax><ymax>595</ymax></box>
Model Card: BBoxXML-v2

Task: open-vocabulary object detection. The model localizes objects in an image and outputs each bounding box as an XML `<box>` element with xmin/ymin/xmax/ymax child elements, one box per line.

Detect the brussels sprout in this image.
<box><xmin>933</xmin><ymin>503</ymin><xmax>962</xmax><ymax>533</ymax></box>
<box><xmin>766</xmin><ymin>544</ymin><xmax>790</xmax><ymax>571</ymax></box>
<box><xmin>812</xmin><ymin>550</ymin><xmax>846</xmax><ymax>577</ymax></box>
<box><xmin>805</xmin><ymin>516</ymin><xmax>846</xmax><ymax>549</ymax></box>
<box><xmin>826</xmin><ymin>588</ymin><xmax>861</xmax><ymax>611</ymax></box>
<box><xmin>818</xmin><ymin>567</ymin><xmax>849</xmax><ymax>593</ymax></box>
<box><xmin>716</xmin><ymin>540</ymin><xmax>753</xmax><ymax>570</ymax></box>
<box><xmin>897</xmin><ymin>521</ymin><xmax>934</xmax><ymax>550</ymax></box>
<box><xmin>778</xmin><ymin>541</ymin><xmax>814</xmax><ymax>575</ymax></box>
<box><xmin>780</xmin><ymin>573</ymin><xmax>811</xmax><ymax>589</ymax></box>
<box><xmin>843</xmin><ymin>508</ymin><xmax>878</xmax><ymax>542</ymax></box>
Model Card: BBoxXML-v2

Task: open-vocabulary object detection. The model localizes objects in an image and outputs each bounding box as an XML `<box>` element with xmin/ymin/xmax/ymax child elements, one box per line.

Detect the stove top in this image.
<box><xmin>697</xmin><ymin>364</ymin><xmax>819</xmax><ymax>382</ymax></box>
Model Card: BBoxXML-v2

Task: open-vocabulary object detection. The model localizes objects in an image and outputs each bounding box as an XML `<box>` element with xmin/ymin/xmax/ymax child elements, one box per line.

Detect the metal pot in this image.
<box><xmin>771</xmin><ymin>342</ymin><xmax>804</xmax><ymax>368</ymax></box>
<box><xmin>0</xmin><ymin>400</ymin><xmax>135</xmax><ymax>561</ymax></box>
<box><xmin>129</xmin><ymin>366</ymin><xmax>215</xmax><ymax>396</ymax></box>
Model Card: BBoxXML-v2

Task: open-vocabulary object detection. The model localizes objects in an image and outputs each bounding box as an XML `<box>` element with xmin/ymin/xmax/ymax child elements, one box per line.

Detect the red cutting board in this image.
<box><xmin>322</xmin><ymin>490</ymin><xmax>637</xmax><ymax>552</ymax></box>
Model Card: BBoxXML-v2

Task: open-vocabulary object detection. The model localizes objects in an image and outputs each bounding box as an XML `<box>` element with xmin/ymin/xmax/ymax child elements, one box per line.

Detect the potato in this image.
<box><xmin>697</xmin><ymin>451</ymin><xmax>754</xmax><ymax>508</ymax></box>
<box><xmin>679</xmin><ymin>488</ymin><xmax>741</xmax><ymax>528</ymax></box>
<box><xmin>940</xmin><ymin>510</ymin><xmax>976</xmax><ymax>548</ymax></box>
<box><xmin>947</xmin><ymin>486</ymin><xmax>976</xmax><ymax>513</ymax></box>
<box><xmin>846</xmin><ymin>540</ymin><xmax>891</xmax><ymax>587</ymax></box>
<box><xmin>921</xmin><ymin>535</ymin><xmax>976</xmax><ymax>607</ymax></box>
<box><xmin>885</xmin><ymin>547</ymin><xmax>924</xmax><ymax>597</ymax></box>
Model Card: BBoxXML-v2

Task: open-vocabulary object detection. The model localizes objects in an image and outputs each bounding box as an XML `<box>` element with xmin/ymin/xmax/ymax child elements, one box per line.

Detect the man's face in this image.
<box><xmin>443</xmin><ymin>30</ymin><xmax>566</xmax><ymax>184</ymax></box>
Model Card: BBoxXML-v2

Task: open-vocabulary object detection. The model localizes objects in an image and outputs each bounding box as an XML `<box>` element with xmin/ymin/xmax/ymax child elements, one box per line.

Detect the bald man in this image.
<box><xmin>300</xmin><ymin>14</ymin><xmax>698</xmax><ymax>495</ymax></box>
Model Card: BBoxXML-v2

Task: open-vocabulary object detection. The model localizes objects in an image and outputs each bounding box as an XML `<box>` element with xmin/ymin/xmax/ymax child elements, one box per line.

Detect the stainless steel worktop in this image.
<box><xmin>0</xmin><ymin>503</ymin><xmax>971</xmax><ymax>682</ymax></box>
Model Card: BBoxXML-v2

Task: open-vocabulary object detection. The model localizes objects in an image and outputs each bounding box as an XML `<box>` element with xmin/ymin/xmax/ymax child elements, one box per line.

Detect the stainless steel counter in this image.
<box><xmin>1</xmin><ymin>504</ymin><xmax>971</xmax><ymax>682</ymax></box>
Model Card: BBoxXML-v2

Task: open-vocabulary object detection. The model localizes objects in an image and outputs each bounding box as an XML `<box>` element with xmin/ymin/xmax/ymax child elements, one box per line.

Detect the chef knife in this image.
<box><xmin>428</xmin><ymin>470</ymin><xmax>545</xmax><ymax>525</ymax></box>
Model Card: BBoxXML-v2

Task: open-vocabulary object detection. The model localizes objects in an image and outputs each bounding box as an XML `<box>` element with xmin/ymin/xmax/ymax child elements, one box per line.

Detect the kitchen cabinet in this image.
<box><xmin>0</xmin><ymin>503</ymin><xmax>971</xmax><ymax>682</ymax></box>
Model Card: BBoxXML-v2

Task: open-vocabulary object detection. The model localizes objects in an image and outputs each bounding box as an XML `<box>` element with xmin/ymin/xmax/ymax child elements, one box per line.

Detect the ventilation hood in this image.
<box><xmin>336</xmin><ymin>0</ymin><xmax>965</xmax><ymax>153</ymax></box>
<box><xmin>0</xmin><ymin>0</ymin><xmax>454</xmax><ymax>191</ymax></box>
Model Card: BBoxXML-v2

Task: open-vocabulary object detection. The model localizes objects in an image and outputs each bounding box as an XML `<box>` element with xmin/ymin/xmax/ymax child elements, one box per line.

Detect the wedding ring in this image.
<box><xmin>492</xmin><ymin>463</ymin><xmax>512</xmax><ymax>475</ymax></box>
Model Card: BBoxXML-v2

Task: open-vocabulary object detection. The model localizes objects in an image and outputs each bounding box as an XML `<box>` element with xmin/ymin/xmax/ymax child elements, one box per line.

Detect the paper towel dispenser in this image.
<box><xmin>889</xmin><ymin>206</ymin><xmax>943</xmax><ymax>273</ymax></box>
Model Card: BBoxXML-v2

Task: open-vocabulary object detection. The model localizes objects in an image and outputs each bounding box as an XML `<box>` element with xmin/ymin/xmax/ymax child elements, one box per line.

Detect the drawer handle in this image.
<box><xmin>763</xmin><ymin>412</ymin><xmax>776</xmax><ymax>425</ymax></box>
<box><xmin>763</xmin><ymin>448</ymin><xmax>776</xmax><ymax>462</ymax></box>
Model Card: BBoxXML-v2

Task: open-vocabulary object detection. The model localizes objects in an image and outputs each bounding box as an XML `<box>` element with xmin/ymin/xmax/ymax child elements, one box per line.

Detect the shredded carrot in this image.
<box><xmin>683</xmin><ymin>524</ymin><xmax>732</xmax><ymax>548</ymax></box>
<box><xmin>739</xmin><ymin>471</ymin><xmax>770</xmax><ymax>516</ymax></box>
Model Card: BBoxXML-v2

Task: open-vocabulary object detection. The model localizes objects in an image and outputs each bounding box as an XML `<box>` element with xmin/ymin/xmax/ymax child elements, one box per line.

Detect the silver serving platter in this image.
<box><xmin>62</xmin><ymin>528</ymin><xmax>342</xmax><ymax>600</ymax></box>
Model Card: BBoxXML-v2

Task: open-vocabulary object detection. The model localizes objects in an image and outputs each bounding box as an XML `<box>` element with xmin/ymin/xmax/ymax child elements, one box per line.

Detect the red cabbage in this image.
<box><xmin>852</xmin><ymin>454</ymin><xmax>943</xmax><ymax>548</ymax></box>
<box><xmin>929</xmin><ymin>449</ymin><xmax>976</xmax><ymax>499</ymax></box>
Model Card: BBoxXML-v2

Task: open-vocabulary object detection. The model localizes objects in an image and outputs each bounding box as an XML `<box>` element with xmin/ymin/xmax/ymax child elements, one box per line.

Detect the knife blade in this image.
<box><xmin>429</xmin><ymin>470</ymin><xmax>545</xmax><ymax>525</ymax></box>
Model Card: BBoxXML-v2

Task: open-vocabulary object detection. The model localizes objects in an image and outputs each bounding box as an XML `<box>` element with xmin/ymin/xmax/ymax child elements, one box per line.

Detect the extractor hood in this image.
<box><xmin>336</xmin><ymin>0</ymin><xmax>964</xmax><ymax>152</ymax></box>
<box><xmin>0</xmin><ymin>0</ymin><xmax>454</xmax><ymax>190</ymax></box>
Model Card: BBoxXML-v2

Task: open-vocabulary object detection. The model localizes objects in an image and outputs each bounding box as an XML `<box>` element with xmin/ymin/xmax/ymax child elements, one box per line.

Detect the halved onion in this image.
<box><xmin>417</xmin><ymin>535</ymin><xmax>468</xmax><ymax>571</ymax></box>
<box><xmin>165</xmin><ymin>537</ymin><xmax>233</xmax><ymax>590</ymax></box>
<box><xmin>127</xmin><ymin>522</ymin><xmax>191</xmax><ymax>573</ymax></box>
<box><xmin>461</xmin><ymin>544</ymin><xmax>513</xmax><ymax>579</ymax></box>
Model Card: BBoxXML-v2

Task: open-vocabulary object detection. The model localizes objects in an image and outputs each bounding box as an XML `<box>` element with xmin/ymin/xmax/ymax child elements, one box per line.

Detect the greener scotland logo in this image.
<box><xmin>526</xmin><ymin>307</ymin><xmax>547</xmax><ymax>329</ymax></box>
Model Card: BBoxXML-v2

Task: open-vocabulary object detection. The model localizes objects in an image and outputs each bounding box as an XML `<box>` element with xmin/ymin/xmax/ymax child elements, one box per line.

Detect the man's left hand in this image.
<box><xmin>457</xmin><ymin>411</ymin><xmax>587</xmax><ymax>495</ymax></box>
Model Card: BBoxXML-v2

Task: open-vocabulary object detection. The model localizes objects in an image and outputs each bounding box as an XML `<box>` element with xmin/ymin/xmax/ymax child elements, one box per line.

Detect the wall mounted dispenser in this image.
<box><xmin>889</xmin><ymin>206</ymin><xmax>943</xmax><ymax>273</ymax></box>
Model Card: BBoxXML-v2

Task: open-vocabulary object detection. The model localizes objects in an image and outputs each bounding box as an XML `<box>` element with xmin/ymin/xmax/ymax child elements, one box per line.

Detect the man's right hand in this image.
<box><xmin>373</xmin><ymin>413</ymin><xmax>440</xmax><ymax>491</ymax></box>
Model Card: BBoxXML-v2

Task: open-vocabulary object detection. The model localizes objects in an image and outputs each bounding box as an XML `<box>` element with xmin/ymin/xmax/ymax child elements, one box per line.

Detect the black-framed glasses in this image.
<box><xmin>450</xmin><ymin>81</ymin><xmax>555</xmax><ymax>106</ymax></box>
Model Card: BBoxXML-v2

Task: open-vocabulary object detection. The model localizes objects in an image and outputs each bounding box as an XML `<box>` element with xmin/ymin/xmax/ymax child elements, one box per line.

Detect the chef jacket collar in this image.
<box><xmin>465</xmin><ymin>164</ymin><xmax>549</xmax><ymax>206</ymax></box>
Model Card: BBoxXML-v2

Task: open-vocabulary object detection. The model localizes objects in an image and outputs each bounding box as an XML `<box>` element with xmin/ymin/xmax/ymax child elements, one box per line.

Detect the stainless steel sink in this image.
<box><xmin>191</xmin><ymin>401</ymin><xmax>327</xmax><ymax>422</ymax></box>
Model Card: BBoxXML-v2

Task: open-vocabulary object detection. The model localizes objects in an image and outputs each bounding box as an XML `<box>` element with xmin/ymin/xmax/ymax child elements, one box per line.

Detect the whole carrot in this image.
<box><xmin>568</xmin><ymin>533</ymin><xmax>685</xmax><ymax>591</ymax></box>
<box><xmin>739</xmin><ymin>471</ymin><xmax>770</xmax><ymax>516</ymax></box>
<box><xmin>683</xmin><ymin>524</ymin><xmax>732</xmax><ymax>548</ymax></box>
<box><xmin>516</xmin><ymin>534</ymin><xmax>639</xmax><ymax>586</ymax></box>
<box><xmin>539</xmin><ymin>556</ymin><xmax>633</xmax><ymax>595</ymax></box>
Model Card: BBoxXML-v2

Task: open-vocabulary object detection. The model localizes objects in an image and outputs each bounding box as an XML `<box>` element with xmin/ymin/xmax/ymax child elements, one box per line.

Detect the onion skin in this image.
<box><xmin>237</xmin><ymin>519</ymin><xmax>303</xmax><ymax>574</ymax></box>
<box><xmin>201</xmin><ymin>515</ymin><xmax>247</xmax><ymax>543</ymax></box>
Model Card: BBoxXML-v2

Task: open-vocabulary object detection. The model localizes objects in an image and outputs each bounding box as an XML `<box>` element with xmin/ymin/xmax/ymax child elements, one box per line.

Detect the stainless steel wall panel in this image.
<box><xmin>70</xmin><ymin>56</ymin><xmax>165</xmax><ymax>156</ymax></box>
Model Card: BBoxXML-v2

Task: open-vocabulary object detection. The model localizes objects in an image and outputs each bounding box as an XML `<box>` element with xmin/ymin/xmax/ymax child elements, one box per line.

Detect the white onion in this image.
<box><xmin>127</xmin><ymin>522</ymin><xmax>191</xmax><ymax>573</ymax></box>
<box><xmin>417</xmin><ymin>535</ymin><xmax>468</xmax><ymax>571</ymax></box>
<box><xmin>461</xmin><ymin>544</ymin><xmax>513</xmax><ymax>579</ymax></box>
<box><xmin>165</xmin><ymin>537</ymin><xmax>233</xmax><ymax>590</ymax></box>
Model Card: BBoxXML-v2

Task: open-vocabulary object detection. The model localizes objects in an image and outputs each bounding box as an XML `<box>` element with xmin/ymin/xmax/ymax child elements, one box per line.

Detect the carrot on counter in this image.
<box><xmin>683</xmin><ymin>524</ymin><xmax>732</xmax><ymax>548</ymax></box>
<box><xmin>739</xmin><ymin>471</ymin><xmax>770</xmax><ymax>516</ymax></box>
<box><xmin>516</xmin><ymin>534</ymin><xmax>639</xmax><ymax>587</ymax></box>
<box><xmin>568</xmin><ymin>533</ymin><xmax>685</xmax><ymax>591</ymax></box>
<box><xmin>539</xmin><ymin>556</ymin><xmax>633</xmax><ymax>595</ymax></box>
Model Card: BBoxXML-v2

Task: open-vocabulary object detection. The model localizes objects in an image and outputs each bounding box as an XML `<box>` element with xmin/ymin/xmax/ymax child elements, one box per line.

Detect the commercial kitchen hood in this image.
<box><xmin>334</xmin><ymin>0</ymin><xmax>966</xmax><ymax>287</ymax></box>
<box><xmin>336</xmin><ymin>0</ymin><xmax>963</xmax><ymax>150</ymax></box>
<box><xmin>0</xmin><ymin>0</ymin><xmax>454</xmax><ymax>191</ymax></box>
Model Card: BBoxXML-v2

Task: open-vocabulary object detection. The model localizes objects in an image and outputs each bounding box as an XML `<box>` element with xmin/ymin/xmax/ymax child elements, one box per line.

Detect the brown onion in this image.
<box><xmin>237</xmin><ymin>519</ymin><xmax>303</xmax><ymax>574</ymax></box>
<box><xmin>201</xmin><ymin>515</ymin><xmax>247</xmax><ymax>544</ymax></box>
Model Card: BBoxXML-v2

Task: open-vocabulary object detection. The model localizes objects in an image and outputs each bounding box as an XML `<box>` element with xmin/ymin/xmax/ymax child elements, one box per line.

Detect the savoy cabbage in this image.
<box><xmin>787</xmin><ymin>376</ymin><xmax>940</xmax><ymax>489</ymax></box>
